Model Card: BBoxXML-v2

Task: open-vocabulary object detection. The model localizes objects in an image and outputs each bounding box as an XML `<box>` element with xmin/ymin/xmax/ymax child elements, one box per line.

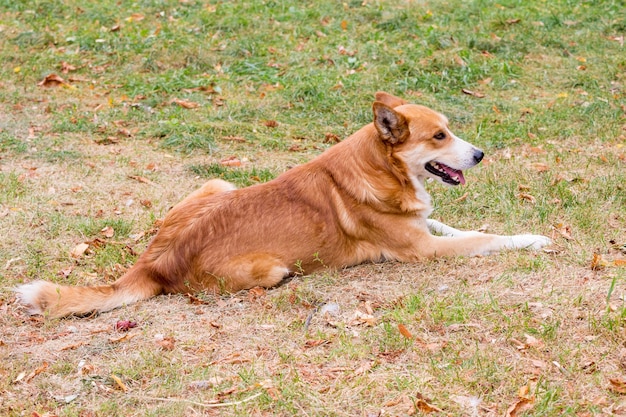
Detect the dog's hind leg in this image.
<box><xmin>218</xmin><ymin>253</ymin><xmax>290</xmax><ymax>293</ymax></box>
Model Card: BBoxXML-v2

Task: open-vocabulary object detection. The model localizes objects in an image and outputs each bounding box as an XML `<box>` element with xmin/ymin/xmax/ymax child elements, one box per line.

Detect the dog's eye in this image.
<box><xmin>434</xmin><ymin>132</ymin><xmax>447</xmax><ymax>140</ymax></box>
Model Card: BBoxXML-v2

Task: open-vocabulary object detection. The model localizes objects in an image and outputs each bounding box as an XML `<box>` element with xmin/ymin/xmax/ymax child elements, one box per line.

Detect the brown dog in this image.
<box><xmin>16</xmin><ymin>92</ymin><xmax>551</xmax><ymax>318</ymax></box>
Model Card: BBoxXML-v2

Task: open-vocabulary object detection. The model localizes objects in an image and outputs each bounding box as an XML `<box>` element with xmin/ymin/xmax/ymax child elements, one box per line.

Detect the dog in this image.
<box><xmin>16</xmin><ymin>92</ymin><xmax>551</xmax><ymax>318</ymax></box>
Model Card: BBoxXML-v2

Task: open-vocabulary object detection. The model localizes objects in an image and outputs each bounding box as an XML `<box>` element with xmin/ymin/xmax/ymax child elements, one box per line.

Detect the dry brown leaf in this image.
<box><xmin>324</xmin><ymin>132</ymin><xmax>341</xmax><ymax>143</ymax></box>
<box><xmin>349</xmin><ymin>310</ymin><xmax>378</xmax><ymax>326</ymax></box>
<box><xmin>452</xmin><ymin>192</ymin><xmax>469</xmax><ymax>203</ymax></box>
<box><xmin>58</xmin><ymin>265</ymin><xmax>74</xmax><ymax>278</ymax></box>
<box><xmin>506</xmin><ymin>18</ymin><xmax>521</xmax><ymax>24</ymax></box>
<box><xmin>248</xmin><ymin>286</ymin><xmax>266</xmax><ymax>299</ymax></box>
<box><xmin>140</xmin><ymin>199</ymin><xmax>152</xmax><ymax>208</ymax></box>
<box><xmin>609</xmin><ymin>377</ymin><xmax>626</xmax><ymax>394</ymax></box>
<box><xmin>530</xmin><ymin>162</ymin><xmax>550</xmax><ymax>172</ymax></box>
<box><xmin>454</xmin><ymin>55</ymin><xmax>467</xmax><ymax>67</ymax></box>
<box><xmin>414</xmin><ymin>398</ymin><xmax>443</xmax><ymax>413</ymax></box>
<box><xmin>398</xmin><ymin>323</ymin><xmax>413</xmax><ymax>339</ymax></box>
<box><xmin>60</xmin><ymin>341</ymin><xmax>87</xmax><ymax>351</ymax></box>
<box><xmin>462</xmin><ymin>88</ymin><xmax>485</xmax><ymax>98</ymax></box>
<box><xmin>128</xmin><ymin>175</ymin><xmax>153</xmax><ymax>184</ymax></box>
<box><xmin>591</xmin><ymin>253</ymin><xmax>610</xmax><ymax>270</ymax></box>
<box><xmin>38</xmin><ymin>74</ymin><xmax>69</xmax><ymax>88</ymax></box>
<box><xmin>109</xmin><ymin>333</ymin><xmax>136</xmax><ymax>343</ymax></box>
<box><xmin>552</xmin><ymin>223</ymin><xmax>573</xmax><ymax>240</ymax></box>
<box><xmin>17</xmin><ymin>362</ymin><xmax>49</xmax><ymax>383</ymax></box>
<box><xmin>505</xmin><ymin>397</ymin><xmax>534</xmax><ymax>417</ymax></box>
<box><xmin>172</xmin><ymin>98</ymin><xmax>200</xmax><ymax>109</ymax></box>
<box><xmin>126</xmin><ymin>13</ymin><xmax>145</xmax><ymax>22</ymax></box>
<box><xmin>353</xmin><ymin>360</ymin><xmax>374</xmax><ymax>376</ymax></box>
<box><xmin>518</xmin><ymin>193</ymin><xmax>536</xmax><ymax>204</ymax></box>
<box><xmin>157</xmin><ymin>336</ymin><xmax>176</xmax><ymax>351</ymax></box>
<box><xmin>60</xmin><ymin>61</ymin><xmax>76</xmax><ymax>73</ymax></box>
<box><xmin>263</xmin><ymin>120</ymin><xmax>279</xmax><ymax>128</ymax></box>
<box><xmin>304</xmin><ymin>339</ymin><xmax>330</xmax><ymax>349</ymax></box>
<box><xmin>100</xmin><ymin>226</ymin><xmax>115</xmax><ymax>238</ymax></box>
<box><xmin>70</xmin><ymin>242</ymin><xmax>89</xmax><ymax>258</ymax></box>
<box><xmin>340</xmin><ymin>20</ymin><xmax>348</xmax><ymax>30</ymax></box>
<box><xmin>220</xmin><ymin>156</ymin><xmax>242</xmax><ymax>167</ymax></box>
<box><xmin>524</xmin><ymin>334</ymin><xmax>544</xmax><ymax>349</ymax></box>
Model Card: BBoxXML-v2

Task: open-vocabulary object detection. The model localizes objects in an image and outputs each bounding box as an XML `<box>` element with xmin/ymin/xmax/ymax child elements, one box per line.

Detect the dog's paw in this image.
<box><xmin>507</xmin><ymin>234</ymin><xmax>552</xmax><ymax>251</ymax></box>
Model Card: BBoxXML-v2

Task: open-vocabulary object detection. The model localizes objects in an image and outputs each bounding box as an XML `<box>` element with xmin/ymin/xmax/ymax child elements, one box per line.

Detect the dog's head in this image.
<box><xmin>373</xmin><ymin>92</ymin><xmax>484</xmax><ymax>186</ymax></box>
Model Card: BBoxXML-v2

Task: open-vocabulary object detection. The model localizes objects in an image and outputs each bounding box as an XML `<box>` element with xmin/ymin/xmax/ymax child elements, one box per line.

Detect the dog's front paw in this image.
<box><xmin>507</xmin><ymin>234</ymin><xmax>552</xmax><ymax>251</ymax></box>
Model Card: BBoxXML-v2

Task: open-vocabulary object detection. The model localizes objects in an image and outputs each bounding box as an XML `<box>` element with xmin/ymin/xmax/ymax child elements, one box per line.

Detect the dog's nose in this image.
<box><xmin>473</xmin><ymin>149</ymin><xmax>484</xmax><ymax>164</ymax></box>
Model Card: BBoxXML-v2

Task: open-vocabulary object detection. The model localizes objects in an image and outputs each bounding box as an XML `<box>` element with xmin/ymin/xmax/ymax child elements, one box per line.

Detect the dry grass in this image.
<box><xmin>1</xmin><ymin>0</ymin><xmax>626</xmax><ymax>416</ymax></box>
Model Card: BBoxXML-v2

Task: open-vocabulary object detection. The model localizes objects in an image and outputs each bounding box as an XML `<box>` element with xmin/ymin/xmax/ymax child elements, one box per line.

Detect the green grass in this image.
<box><xmin>1</xmin><ymin>0</ymin><xmax>625</xmax><ymax>416</ymax></box>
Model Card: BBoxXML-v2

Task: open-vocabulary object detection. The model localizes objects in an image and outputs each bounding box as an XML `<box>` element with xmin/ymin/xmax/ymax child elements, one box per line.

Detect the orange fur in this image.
<box><xmin>16</xmin><ymin>92</ymin><xmax>551</xmax><ymax>318</ymax></box>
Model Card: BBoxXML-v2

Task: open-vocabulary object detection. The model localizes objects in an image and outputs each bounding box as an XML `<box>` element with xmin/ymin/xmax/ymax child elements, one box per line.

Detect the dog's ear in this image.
<box><xmin>375</xmin><ymin>91</ymin><xmax>407</xmax><ymax>109</ymax></box>
<box><xmin>373</xmin><ymin>102</ymin><xmax>409</xmax><ymax>144</ymax></box>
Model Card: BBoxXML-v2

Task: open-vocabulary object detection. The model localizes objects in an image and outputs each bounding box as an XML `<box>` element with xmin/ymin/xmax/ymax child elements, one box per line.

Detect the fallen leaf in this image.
<box><xmin>58</xmin><ymin>265</ymin><xmax>74</xmax><ymax>278</ymax></box>
<box><xmin>70</xmin><ymin>242</ymin><xmax>89</xmax><ymax>258</ymax></box>
<box><xmin>324</xmin><ymin>132</ymin><xmax>341</xmax><ymax>143</ymax></box>
<box><xmin>128</xmin><ymin>175</ymin><xmax>153</xmax><ymax>184</ymax></box>
<box><xmin>454</xmin><ymin>54</ymin><xmax>467</xmax><ymax>67</ymax></box>
<box><xmin>60</xmin><ymin>341</ymin><xmax>87</xmax><ymax>351</ymax></box>
<box><xmin>126</xmin><ymin>13</ymin><xmax>145</xmax><ymax>22</ymax></box>
<box><xmin>100</xmin><ymin>226</ymin><xmax>115</xmax><ymax>238</ymax></box>
<box><xmin>462</xmin><ymin>88</ymin><xmax>485</xmax><ymax>98</ymax></box>
<box><xmin>414</xmin><ymin>398</ymin><xmax>443</xmax><ymax>413</ymax></box>
<box><xmin>140</xmin><ymin>199</ymin><xmax>152</xmax><ymax>208</ymax></box>
<box><xmin>157</xmin><ymin>336</ymin><xmax>176</xmax><ymax>351</ymax></box>
<box><xmin>609</xmin><ymin>377</ymin><xmax>626</xmax><ymax>394</ymax></box>
<box><xmin>505</xmin><ymin>397</ymin><xmax>534</xmax><ymax>417</ymax></box>
<box><xmin>552</xmin><ymin>223</ymin><xmax>573</xmax><ymax>240</ymax></box>
<box><xmin>109</xmin><ymin>333</ymin><xmax>136</xmax><ymax>343</ymax></box>
<box><xmin>591</xmin><ymin>253</ymin><xmax>610</xmax><ymax>270</ymax></box>
<box><xmin>349</xmin><ymin>310</ymin><xmax>378</xmax><ymax>326</ymax></box>
<box><xmin>248</xmin><ymin>286</ymin><xmax>266</xmax><ymax>300</ymax></box>
<box><xmin>341</xmin><ymin>20</ymin><xmax>348</xmax><ymax>30</ymax></box>
<box><xmin>172</xmin><ymin>98</ymin><xmax>200</xmax><ymax>109</ymax></box>
<box><xmin>524</xmin><ymin>334</ymin><xmax>544</xmax><ymax>349</ymax></box>
<box><xmin>21</xmin><ymin>362</ymin><xmax>49</xmax><ymax>383</ymax></box>
<box><xmin>398</xmin><ymin>323</ymin><xmax>413</xmax><ymax>339</ymax></box>
<box><xmin>530</xmin><ymin>162</ymin><xmax>550</xmax><ymax>172</ymax></box>
<box><xmin>263</xmin><ymin>120</ymin><xmax>279</xmax><ymax>128</ymax></box>
<box><xmin>353</xmin><ymin>360</ymin><xmax>375</xmax><ymax>376</ymax></box>
<box><xmin>506</xmin><ymin>18</ymin><xmax>521</xmax><ymax>24</ymax></box>
<box><xmin>110</xmin><ymin>374</ymin><xmax>128</xmax><ymax>392</ymax></box>
<box><xmin>304</xmin><ymin>339</ymin><xmax>330</xmax><ymax>348</ymax></box>
<box><xmin>518</xmin><ymin>193</ymin><xmax>536</xmax><ymax>204</ymax></box>
<box><xmin>220</xmin><ymin>156</ymin><xmax>242</xmax><ymax>167</ymax></box>
<box><xmin>38</xmin><ymin>73</ymin><xmax>69</xmax><ymax>88</ymax></box>
<box><xmin>60</xmin><ymin>61</ymin><xmax>76</xmax><ymax>73</ymax></box>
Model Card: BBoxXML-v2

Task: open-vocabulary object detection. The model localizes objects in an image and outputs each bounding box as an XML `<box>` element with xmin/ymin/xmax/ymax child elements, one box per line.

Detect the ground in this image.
<box><xmin>1</xmin><ymin>1</ymin><xmax>625</xmax><ymax>416</ymax></box>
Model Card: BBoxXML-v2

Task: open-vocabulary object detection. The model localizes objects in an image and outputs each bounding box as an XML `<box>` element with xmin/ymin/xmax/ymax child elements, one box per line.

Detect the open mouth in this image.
<box><xmin>425</xmin><ymin>161</ymin><xmax>466</xmax><ymax>185</ymax></box>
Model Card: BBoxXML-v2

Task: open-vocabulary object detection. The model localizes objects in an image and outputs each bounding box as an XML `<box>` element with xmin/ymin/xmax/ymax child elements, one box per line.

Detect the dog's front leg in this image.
<box><xmin>420</xmin><ymin>222</ymin><xmax>551</xmax><ymax>257</ymax></box>
<box><xmin>426</xmin><ymin>219</ymin><xmax>466</xmax><ymax>237</ymax></box>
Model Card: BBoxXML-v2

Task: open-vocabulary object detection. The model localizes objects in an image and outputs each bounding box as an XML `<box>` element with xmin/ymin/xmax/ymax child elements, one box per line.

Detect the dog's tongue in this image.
<box><xmin>441</xmin><ymin>164</ymin><xmax>466</xmax><ymax>185</ymax></box>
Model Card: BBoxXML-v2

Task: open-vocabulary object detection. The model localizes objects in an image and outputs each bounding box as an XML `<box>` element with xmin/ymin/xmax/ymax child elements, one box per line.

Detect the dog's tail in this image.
<box><xmin>15</xmin><ymin>267</ymin><xmax>162</xmax><ymax>318</ymax></box>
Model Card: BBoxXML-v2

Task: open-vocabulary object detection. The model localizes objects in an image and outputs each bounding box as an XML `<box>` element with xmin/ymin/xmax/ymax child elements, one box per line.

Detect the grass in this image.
<box><xmin>0</xmin><ymin>0</ymin><xmax>625</xmax><ymax>415</ymax></box>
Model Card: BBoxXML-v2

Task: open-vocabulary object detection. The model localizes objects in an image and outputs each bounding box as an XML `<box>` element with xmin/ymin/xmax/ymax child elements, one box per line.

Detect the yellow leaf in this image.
<box><xmin>110</xmin><ymin>374</ymin><xmax>128</xmax><ymax>392</ymax></box>
<box><xmin>341</xmin><ymin>20</ymin><xmax>348</xmax><ymax>30</ymax></box>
